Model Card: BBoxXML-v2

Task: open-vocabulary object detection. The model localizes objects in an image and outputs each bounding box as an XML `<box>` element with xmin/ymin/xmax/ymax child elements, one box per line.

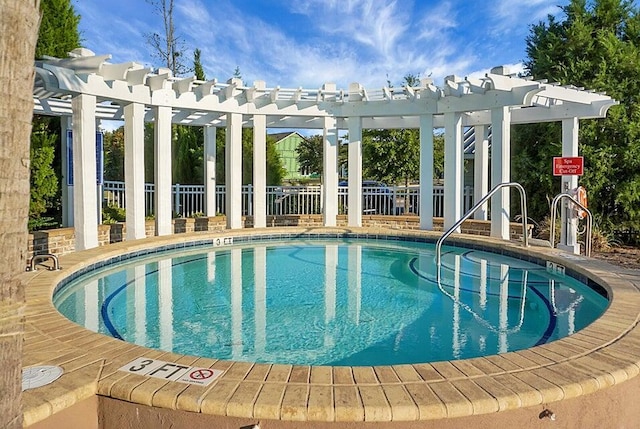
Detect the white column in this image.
<box><xmin>348</xmin><ymin>117</ymin><xmax>363</xmax><ymax>227</ymax></box>
<box><xmin>560</xmin><ymin>117</ymin><xmax>580</xmax><ymax>254</ymax></box>
<box><xmin>323</xmin><ymin>116</ymin><xmax>339</xmax><ymax>226</ymax></box>
<box><xmin>473</xmin><ymin>125</ymin><xmax>490</xmax><ymax>220</ymax></box>
<box><xmin>158</xmin><ymin>258</ymin><xmax>173</xmax><ymax>350</ymax></box>
<box><xmin>204</xmin><ymin>126</ymin><xmax>217</xmax><ymax>217</ymax></box>
<box><xmin>71</xmin><ymin>93</ymin><xmax>99</xmax><ymax>250</ymax></box>
<box><xmin>226</xmin><ymin>112</ymin><xmax>243</xmax><ymax>229</ymax></box>
<box><xmin>154</xmin><ymin>105</ymin><xmax>173</xmax><ymax>236</ymax></box>
<box><xmin>419</xmin><ymin>115</ymin><xmax>434</xmax><ymax>230</ymax></box>
<box><xmin>443</xmin><ymin>112</ymin><xmax>463</xmax><ymax>232</ymax></box>
<box><xmin>61</xmin><ymin>116</ymin><xmax>73</xmax><ymax>227</ymax></box>
<box><xmin>490</xmin><ymin>107</ymin><xmax>511</xmax><ymax>240</ymax></box>
<box><xmin>253</xmin><ymin>115</ymin><xmax>267</xmax><ymax>228</ymax></box>
<box><xmin>124</xmin><ymin>102</ymin><xmax>146</xmax><ymax>240</ymax></box>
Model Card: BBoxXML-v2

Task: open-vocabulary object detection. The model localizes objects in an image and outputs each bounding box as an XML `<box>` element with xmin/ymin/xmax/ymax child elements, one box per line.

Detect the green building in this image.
<box><xmin>270</xmin><ymin>131</ymin><xmax>316</xmax><ymax>182</ymax></box>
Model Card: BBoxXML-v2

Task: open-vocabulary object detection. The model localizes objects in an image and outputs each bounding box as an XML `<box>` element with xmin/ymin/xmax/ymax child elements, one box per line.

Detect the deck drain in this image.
<box><xmin>22</xmin><ymin>365</ymin><xmax>63</xmax><ymax>390</ymax></box>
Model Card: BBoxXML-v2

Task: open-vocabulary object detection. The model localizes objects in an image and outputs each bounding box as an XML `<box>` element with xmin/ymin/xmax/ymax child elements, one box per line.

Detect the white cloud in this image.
<box><xmin>491</xmin><ymin>0</ymin><xmax>561</xmax><ymax>36</ymax></box>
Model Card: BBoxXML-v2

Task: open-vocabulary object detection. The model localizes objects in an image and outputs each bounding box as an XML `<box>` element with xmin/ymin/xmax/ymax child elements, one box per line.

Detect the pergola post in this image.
<box><xmin>419</xmin><ymin>114</ymin><xmax>434</xmax><ymax>230</ymax></box>
<box><xmin>253</xmin><ymin>114</ymin><xmax>267</xmax><ymax>228</ymax></box>
<box><xmin>204</xmin><ymin>125</ymin><xmax>217</xmax><ymax>217</ymax></box>
<box><xmin>347</xmin><ymin>116</ymin><xmax>363</xmax><ymax>227</ymax></box>
<box><xmin>322</xmin><ymin>115</ymin><xmax>338</xmax><ymax>227</ymax></box>
<box><xmin>124</xmin><ymin>102</ymin><xmax>146</xmax><ymax>240</ymax></box>
<box><xmin>154</xmin><ymin>105</ymin><xmax>173</xmax><ymax>236</ymax></box>
<box><xmin>490</xmin><ymin>106</ymin><xmax>512</xmax><ymax>240</ymax></box>
<box><xmin>60</xmin><ymin>115</ymin><xmax>73</xmax><ymax>227</ymax></box>
<box><xmin>71</xmin><ymin>93</ymin><xmax>99</xmax><ymax>250</ymax></box>
<box><xmin>560</xmin><ymin>117</ymin><xmax>580</xmax><ymax>254</ymax></box>
<box><xmin>226</xmin><ymin>112</ymin><xmax>243</xmax><ymax>229</ymax></box>
<box><xmin>444</xmin><ymin>112</ymin><xmax>463</xmax><ymax>232</ymax></box>
<box><xmin>473</xmin><ymin>124</ymin><xmax>490</xmax><ymax>220</ymax></box>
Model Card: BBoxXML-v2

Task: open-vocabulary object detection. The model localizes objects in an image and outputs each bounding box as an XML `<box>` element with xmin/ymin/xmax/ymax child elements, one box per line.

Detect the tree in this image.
<box><xmin>517</xmin><ymin>0</ymin><xmax>640</xmax><ymax>226</ymax></box>
<box><xmin>193</xmin><ymin>48</ymin><xmax>206</xmax><ymax>81</ymax></box>
<box><xmin>362</xmin><ymin>128</ymin><xmax>420</xmax><ymax>187</ymax></box>
<box><xmin>31</xmin><ymin>0</ymin><xmax>81</xmax><ymax>229</ymax></box>
<box><xmin>233</xmin><ymin>66</ymin><xmax>242</xmax><ymax>80</ymax></box>
<box><xmin>215</xmin><ymin>129</ymin><xmax>285</xmax><ymax>186</ymax></box>
<box><xmin>146</xmin><ymin>0</ymin><xmax>190</xmax><ymax>76</ymax></box>
<box><xmin>296</xmin><ymin>135</ymin><xmax>323</xmax><ymax>177</ymax></box>
<box><xmin>103</xmin><ymin>126</ymin><xmax>125</xmax><ymax>181</ymax></box>
<box><xmin>173</xmin><ymin>125</ymin><xmax>203</xmax><ymax>184</ymax></box>
<box><xmin>29</xmin><ymin>125</ymin><xmax>59</xmax><ymax>230</ymax></box>
<box><xmin>35</xmin><ymin>0</ymin><xmax>80</xmax><ymax>58</ymax></box>
<box><xmin>0</xmin><ymin>2</ymin><xmax>41</xmax><ymax>428</ymax></box>
<box><xmin>296</xmin><ymin>134</ymin><xmax>348</xmax><ymax>179</ymax></box>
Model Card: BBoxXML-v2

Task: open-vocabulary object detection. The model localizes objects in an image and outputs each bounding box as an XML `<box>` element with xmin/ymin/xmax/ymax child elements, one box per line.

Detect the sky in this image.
<box><xmin>73</xmin><ymin>0</ymin><xmax>569</xmax><ymax>90</ymax></box>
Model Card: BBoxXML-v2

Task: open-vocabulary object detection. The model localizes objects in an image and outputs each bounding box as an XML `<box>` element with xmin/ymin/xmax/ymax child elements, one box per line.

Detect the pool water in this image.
<box><xmin>54</xmin><ymin>239</ymin><xmax>608</xmax><ymax>366</ymax></box>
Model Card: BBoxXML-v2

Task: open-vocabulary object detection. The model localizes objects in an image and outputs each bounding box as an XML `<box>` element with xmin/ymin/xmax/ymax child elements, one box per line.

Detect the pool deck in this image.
<box><xmin>20</xmin><ymin>227</ymin><xmax>640</xmax><ymax>427</ymax></box>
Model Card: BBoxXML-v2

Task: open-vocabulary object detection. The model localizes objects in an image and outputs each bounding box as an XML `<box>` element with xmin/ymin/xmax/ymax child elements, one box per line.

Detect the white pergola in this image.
<box><xmin>34</xmin><ymin>49</ymin><xmax>617</xmax><ymax>252</ymax></box>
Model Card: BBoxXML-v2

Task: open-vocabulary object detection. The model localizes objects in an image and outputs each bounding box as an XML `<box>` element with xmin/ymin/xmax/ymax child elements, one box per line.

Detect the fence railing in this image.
<box><xmin>103</xmin><ymin>181</ymin><xmax>474</xmax><ymax>218</ymax></box>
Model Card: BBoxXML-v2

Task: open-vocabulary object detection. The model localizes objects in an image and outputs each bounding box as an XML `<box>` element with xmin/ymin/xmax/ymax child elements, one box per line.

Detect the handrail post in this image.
<box><xmin>550</xmin><ymin>193</ymin><xmax>592</xmax><ymax>257</ymax></box>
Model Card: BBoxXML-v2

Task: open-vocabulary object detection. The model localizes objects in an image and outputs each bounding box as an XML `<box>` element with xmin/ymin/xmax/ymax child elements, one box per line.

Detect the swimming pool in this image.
<box><xmin>53</xmin><ymin>234</ymin><xmax>608</xmax><ymax>366</ymax></box>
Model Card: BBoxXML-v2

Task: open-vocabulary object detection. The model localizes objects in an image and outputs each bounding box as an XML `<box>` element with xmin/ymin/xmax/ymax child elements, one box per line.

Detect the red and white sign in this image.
<box><xmin>553</xmin><ymin>156</ymin><xmax>584</xmax><ymax>176</ymax></box>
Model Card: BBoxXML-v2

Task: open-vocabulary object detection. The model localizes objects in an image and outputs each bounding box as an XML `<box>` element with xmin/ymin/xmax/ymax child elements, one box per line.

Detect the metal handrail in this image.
<box><xmin>435</xmin><ymin>182</ymin><xmax>529</xmax><ymax>279</ymax></box>
<box><xmin>27</xmin><ymin>253</ymin><xmax>60</xmax><ymax>271</ymax></box>
<box><xmin>550</xmin><ymin>193</ymin><xmax>592</xmax><ymax>257</ymax></box>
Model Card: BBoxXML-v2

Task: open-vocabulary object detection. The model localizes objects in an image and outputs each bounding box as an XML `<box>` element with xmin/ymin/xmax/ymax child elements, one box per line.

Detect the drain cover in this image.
<box><xmin>22</xmin><ymin>365</ymin><xmax>63</xmax><ymax>390</ymax></box>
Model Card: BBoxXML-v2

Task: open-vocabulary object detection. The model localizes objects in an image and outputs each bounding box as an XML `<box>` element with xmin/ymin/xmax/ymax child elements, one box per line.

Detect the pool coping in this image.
<box><xmin>21</xmin><ymin>227</ymin><xmax>640</xmax><ymax>425</ymax></box>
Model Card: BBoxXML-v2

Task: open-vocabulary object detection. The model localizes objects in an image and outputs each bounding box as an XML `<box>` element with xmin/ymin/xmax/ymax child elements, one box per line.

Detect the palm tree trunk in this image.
<box><xmin>0</xmin><ymin>1</ymin><xmax>40</xmax><ymax>428</ymax></box>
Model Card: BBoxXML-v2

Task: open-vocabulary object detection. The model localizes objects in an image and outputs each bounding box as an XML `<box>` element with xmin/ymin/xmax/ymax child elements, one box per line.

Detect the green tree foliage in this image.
<box><xmin>295</xmin><ymin>134</ymin><xmax>348</xmax><ymax>179</ymax></box>
<box><xmin>215</xmin><ymin>129</ymin><xmax>285</xmax><ymax>186</ymax></box>
<box><xmin>141</xmin><ymin>123</ymin><xmax>206</xmax><ymax>185</ymax></box>
<box><xmin>31</xmin><ymin>0</ymin><xmax>81</xmax><ymax>228</ymax></box>
<box><xmin>362</xmin><ymin>128</ymin><xmax>420</xmax><ymax>186</ymax></box>
<box><xmin>518</xmin><ymin>0</ymin><xmax>640</xmax><ymax>225</ymax></box>
<box><xmin>193</xmin><ymin>48</ymin><xmax>206</xmax><ymax>80</ymax></box>
<box><xmin>144</xmin><ymin>122</ymin><xmax>155</xmax><ymax>183</ymax></box>
<box><xmin>29</xmin><ymin>125</ymin><xmax>59</xmax><ymax>230</ymax></box>
<box><xmin>36</xmin><ymin>0</ymin><xmax>81</xmax><ymax>58</ymax></box>
<box><xmin>296</xmin><ymin>135</ymin><xmax>323</xmax><ymax>176</ymax></box>
<box><xmin>103</xmin><ymin>127</ymin><xmax>125</xmax><ymax>181</ymax></box>
<box><xmin>233</xmin><ymin>66</ymin><xmax>242</xmax><ymax>80</ymax></box>
<box><xmin>173</xmin><ymin>125</ymin><xmax>204</xmax><ymax>184</ymax></box>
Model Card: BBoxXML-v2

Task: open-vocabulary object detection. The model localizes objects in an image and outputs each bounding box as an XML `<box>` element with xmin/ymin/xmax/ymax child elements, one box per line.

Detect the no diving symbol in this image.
<box><xmin>190</xmin><ymin>368</ymin><xmax>214</xmax><ymax>380</ymax></box>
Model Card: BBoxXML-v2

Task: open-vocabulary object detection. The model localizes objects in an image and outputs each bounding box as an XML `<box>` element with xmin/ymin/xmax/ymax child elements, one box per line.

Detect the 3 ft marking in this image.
<box><xmin>119</xmin><ymin>357</ymin><xmax>223</xmax><ymax>386</ymax></box>
<box><xmin>213</xmin><ymin>237</ymin><xmax>234</xmax><ymax>247</ymax></box>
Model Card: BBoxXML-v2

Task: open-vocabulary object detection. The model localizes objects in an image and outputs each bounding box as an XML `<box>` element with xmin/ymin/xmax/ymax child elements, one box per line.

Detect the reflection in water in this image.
<box><xmin>55</xmin><ymin>240</ymin><xmax>607</xmax><ymax>366</ymax></box>
<box><xmin>231</xmin><ymin>248</ymin><xmax>242</xmax><ymax>359</ymax></box>
<box><xmin>254</xmin><ymin>246</ymin><xmax>266</xmax><ymax>356</ymax></box>
<box><xmin>348</xmin><ymin>245</ymin><xmax>362</xmax><ymax>325</ymax></box>
<box><xmin>158</xmin><ymin>258</ymin><xmax>173</xmax><ymax>351</ymax></box>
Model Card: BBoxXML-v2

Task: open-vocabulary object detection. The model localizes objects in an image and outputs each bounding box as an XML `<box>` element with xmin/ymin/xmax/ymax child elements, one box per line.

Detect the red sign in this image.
<box><xmin>553</xmin><ymin>156</ymin><xmax>584</xmax><ymax>176</ymax></box>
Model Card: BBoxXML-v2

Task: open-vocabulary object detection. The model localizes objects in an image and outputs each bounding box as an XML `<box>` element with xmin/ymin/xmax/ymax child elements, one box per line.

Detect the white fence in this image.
<box><xmin>103</xmin><ymin>181</ymin><xmax>474</xmax><ymax>218</ymax></box>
